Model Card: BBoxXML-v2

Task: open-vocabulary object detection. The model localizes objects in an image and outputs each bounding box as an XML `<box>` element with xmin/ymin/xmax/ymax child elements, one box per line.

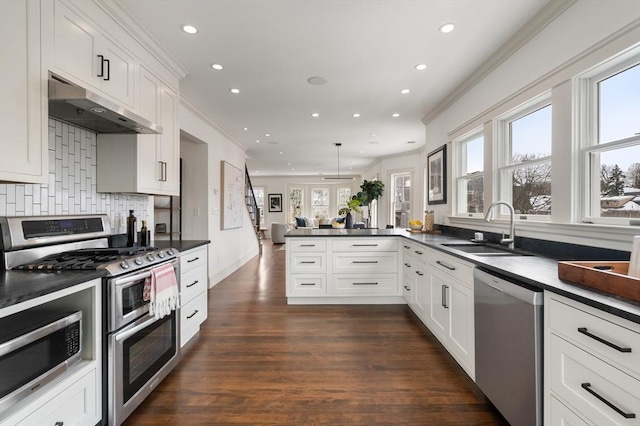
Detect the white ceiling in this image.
<box><xmin>118</xmin><ymin>0</ymin><xmax>549</xmax><ymax>177</ymax></box>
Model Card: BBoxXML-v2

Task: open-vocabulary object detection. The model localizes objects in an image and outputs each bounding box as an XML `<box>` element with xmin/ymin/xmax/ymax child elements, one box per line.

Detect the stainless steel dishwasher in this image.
<box><xmin>474</xmin><ymin>268</ymin><xmax>543</xmax><ymax>426</ymax></box>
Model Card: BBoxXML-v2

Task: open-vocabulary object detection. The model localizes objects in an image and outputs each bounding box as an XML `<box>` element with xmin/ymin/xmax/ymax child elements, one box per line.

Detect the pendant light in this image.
<box><xmin>324</xmin><ymin>143</ymin><xmax>355</xmax><ymax>180</ymax></box>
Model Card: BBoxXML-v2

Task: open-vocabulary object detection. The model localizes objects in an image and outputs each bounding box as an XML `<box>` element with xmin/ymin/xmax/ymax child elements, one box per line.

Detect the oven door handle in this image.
<box><xmin>113</xmin><ymin>270</ymin><xmax>153</xmax><ymax>288</ymax></box>
<box><xmin>115</xmin><ymin>315</ymin><xmax>159</xmax><ymax>342</ymax></box>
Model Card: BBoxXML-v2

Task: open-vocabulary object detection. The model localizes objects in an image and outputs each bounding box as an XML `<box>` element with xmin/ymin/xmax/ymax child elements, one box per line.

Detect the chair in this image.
<box><xmin>270</xmin><ymin>222</ymin><xmax>290</xmax><ymax>244</ymax></box>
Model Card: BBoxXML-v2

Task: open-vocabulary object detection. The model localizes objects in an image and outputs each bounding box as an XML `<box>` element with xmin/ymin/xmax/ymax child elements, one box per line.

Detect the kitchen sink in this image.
<box><xmin>441</xmin><ymin>243</ymin><xmax>533</xmax><ymax>257</ymax></box>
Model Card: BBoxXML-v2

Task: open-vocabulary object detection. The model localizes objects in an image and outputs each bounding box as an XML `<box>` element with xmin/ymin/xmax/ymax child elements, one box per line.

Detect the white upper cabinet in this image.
<box><xmin>52</xmin><ymin>0</ymin><xmax>136</xmax><ymax>109</ymax></box>
<box><xmin>0</xmin><ymin>0</ymin><xmax>48</xmax><ymax>184</ymax></box>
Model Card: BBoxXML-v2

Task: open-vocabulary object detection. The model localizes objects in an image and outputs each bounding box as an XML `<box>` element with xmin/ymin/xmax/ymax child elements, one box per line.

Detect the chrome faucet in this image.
<box><xmin>484</xmin><ymin>201</ymin><xmax>515</xmax><ymax>249</ymax></box>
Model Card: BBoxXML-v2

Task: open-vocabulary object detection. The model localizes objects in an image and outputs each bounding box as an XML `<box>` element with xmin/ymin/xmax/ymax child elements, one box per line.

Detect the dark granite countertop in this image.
<box><xmin>152</xmin><ymin>240</ymin><xmax>210</xmax><ymax>252</ymax></box>
<box><xmin>0</xmin><ymin>270</ymin><xmax>106</xmax><ymax>310</ymax></box>
<box><xmin>285</xmin><ymin>228</ymin><xmax>640</xmax><ymax>323</ymax></box>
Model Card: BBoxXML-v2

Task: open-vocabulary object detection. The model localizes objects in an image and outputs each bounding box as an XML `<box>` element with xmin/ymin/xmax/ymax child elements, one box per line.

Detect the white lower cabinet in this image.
<box><xmin>545</xmin><ymin>292</ymin><xmax>640</xmax><ymax>426</ymax></box>
<box><xmin>549</xmin><ymin>395</ymin><xmax>591</xmax><ymax>426</ymax></box>
<box><xmin>286</xmin><ymin>237</ymin><xmax>401</xmax><ymax>302</ymax></box>
<box><xmin>16</xmin><ymin>368</ymin><xmax>97</xmax><ymax>426</ymax></box>
<box><xmin>179</xmin><ymin>245</ymin><xmax>209</xmax><ymax>347</ymax></box>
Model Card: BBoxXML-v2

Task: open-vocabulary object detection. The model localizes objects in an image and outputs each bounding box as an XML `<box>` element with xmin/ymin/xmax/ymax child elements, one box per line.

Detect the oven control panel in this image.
<box><xmin>110</xmin><ymin>249</ymin><xmax>179</xmax><ymax>275</ymax></box>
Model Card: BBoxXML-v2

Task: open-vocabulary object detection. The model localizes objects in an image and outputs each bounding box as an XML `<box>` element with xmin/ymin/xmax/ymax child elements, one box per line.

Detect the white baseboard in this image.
<box><xmin>287</xmin><ymin>296</ymin><xmax>406</xmax><ymax>305</ymax></box>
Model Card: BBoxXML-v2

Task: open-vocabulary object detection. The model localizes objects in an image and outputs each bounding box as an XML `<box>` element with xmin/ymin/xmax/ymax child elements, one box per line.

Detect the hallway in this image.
<box><xmin>124</xmin><ymin>241</ymin><xmax>507</xmax><ymax>425</ymax></box>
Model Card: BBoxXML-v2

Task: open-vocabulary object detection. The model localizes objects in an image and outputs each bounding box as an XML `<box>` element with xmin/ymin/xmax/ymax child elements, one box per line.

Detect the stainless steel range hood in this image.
<box><xmin>48</xmin><ymin>74</ymin><xmax>162</xmax><ymax>134</ymax></box>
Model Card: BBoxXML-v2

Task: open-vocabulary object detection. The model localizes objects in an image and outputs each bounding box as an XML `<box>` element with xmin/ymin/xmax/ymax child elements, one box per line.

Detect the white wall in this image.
<box><xmin>180</xmin><ymin>134</ymin><xmax>208</xmax><ymax>240</ymax></box>
<box><xmin>180</xmin><ymin>102</ymin><xmax>259</xmax><ymax>287</ymax></box>
<box><xmin>420</xmin><ymin>0</ymin><xmax>640</xmax><ymax>250</ymax></box>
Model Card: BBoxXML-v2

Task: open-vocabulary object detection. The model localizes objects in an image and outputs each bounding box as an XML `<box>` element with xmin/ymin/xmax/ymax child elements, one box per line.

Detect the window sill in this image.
<box><xmin>446</xmin><ymin>216</ymin><xmax>635</xmax><ymax>252</ymax></box>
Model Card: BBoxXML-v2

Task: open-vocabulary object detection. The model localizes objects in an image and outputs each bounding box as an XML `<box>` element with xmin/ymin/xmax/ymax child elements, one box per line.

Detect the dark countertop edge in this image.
<box><xmin>285</xmin><ymin>229</ymin><xmax>640</xmax><ymax>324</ymax></box>
<box><xmin>0</xmin><ymin>270</ymin><xmax>106</xmax><ymax>310</ymax></box>
<box><xmin>153</xmin><ymin>240</ymin><xmax>210</xmax><ymax>252</ymax></box>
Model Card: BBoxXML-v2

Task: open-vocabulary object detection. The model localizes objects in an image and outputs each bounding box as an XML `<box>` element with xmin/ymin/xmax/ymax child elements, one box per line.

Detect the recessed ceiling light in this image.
<box><xmin>353</xmin><ymin>113</ymin><xmax>361</xmax><ymax>118</ymax></box>
<box><xmin>359</xmin><ymin>150</ymin><xmax>365</xmax><ymax>154</ymax></box>
<box><xmin>415</xmin><ymin>64</ymin><xmax>428</xmax><ymax>71</ymax></box>
<box><xmin>278</xmin><ymin>151</ymin><xmax>283</xmax><ymax>155</ymax></box>
<box><xmin>307</xmin><ymin>76</ymin><xmax>328</xmax><ymax>85</ymax></box>
<box><xmin>311</xmin><ymin>113</ymin><xmax>320</xmax><ymax>118</ymax></box>
<box><xmin>400</xmin><ymin>89</ymin><xmax>410</xmax><ymax>94</ymax></box>
<box><xmin>182</xmin><ymin>25</ymin><xmax>198</xmax><ymax>34</ymax></box>
<box><xmin>265</xmin><ymin>133</ymin><xmax>270</xmax><ymax>137</ymax></box>
<box><xmin>370</xmin><ymin>133</ymin><xmax>377</xmax><ymax>137</ymax></box>
<box><xmin>439</xmin><ymin>23</ymin><xmax>455</xmax><ymax>33</ymax></box>
<box><xmin>229</xmin><ymin>88</ymin><xmax>240</xmax><ymax>94</ymax></box>
<box><xmin>392</xmin><ymin>113</ymin><xmax>400</xmax><ymax>117</ymax></box>
<box><xmin>211</xmin><ymin>64</ymin><xmax>223</xmax><ymax>70</ymax></box>
<box><xmin>287</xmin><ymin>163</ymin><xmax>291</xmax><ymax>166</ymax></box>
<box><xmin>243</xmin><ymin>127</ymin><xmax>248</xmax><ymax>131</ymax></box>
<box><xmin>255</xmin><ymin>139</ymin><xmax>260</xmax><ymax>143</ymax></box>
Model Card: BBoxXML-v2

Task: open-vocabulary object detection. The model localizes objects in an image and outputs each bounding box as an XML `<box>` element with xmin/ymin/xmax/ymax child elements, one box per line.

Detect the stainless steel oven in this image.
<box><xmin>106</xmin><ymin>259</ymin><xmax>180</xmax><ymax>426</ymax></box>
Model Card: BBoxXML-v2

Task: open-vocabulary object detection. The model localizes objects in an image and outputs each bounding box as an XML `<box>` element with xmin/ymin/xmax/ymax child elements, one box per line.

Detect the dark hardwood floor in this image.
<box><xmin>124</xmin><ymin>241</ymin><xmax>507</xmax><ymax>425</ymax></box>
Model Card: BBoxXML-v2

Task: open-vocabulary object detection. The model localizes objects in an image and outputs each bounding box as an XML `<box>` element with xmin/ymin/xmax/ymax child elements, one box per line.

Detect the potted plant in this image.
<box><xmin>356</xmin><ymin>180</ymin><xmax>384</xmax><ymax>206</ymax></box>
<box><xmin>338</xmin><ymin>198</ymin><xmax>362</xmax><ymax>228</ymax></box>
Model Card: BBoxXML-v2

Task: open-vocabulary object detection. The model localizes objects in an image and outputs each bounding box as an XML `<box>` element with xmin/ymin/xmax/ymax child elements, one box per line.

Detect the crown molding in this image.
<box><xmin>96</xmin><ymin>0</ymin><xmax>188</xmax><ymax>80</ymax></box>
<box><xmin>421</xmin><ymin>0</ymin><xmax>577</xmax><ymax>126</ymax></box>
<box><xmin>180</xmin><ymin>96</ymin><xmax>248</xmax><ymax>152</ymax></box>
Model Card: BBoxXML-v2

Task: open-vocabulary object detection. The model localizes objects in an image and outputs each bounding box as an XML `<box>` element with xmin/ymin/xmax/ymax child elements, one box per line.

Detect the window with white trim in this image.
<box><xmin>253</xmin><ymin>187</ymin><xmax>265</xmax><ymax>225</ymax></box>
<box><xmin>311</xmin><ymin>187</ymin><xmax>329</xmax><ymax>221</ymax></box>
<box><xmin>578</xmin><ymin>53</ymin><xmax>640</xmax><ymax>223</ymax></box>
<box><xmin>391</xmin><ymin>172</ymin><xmax>411</xmax><ymax>228</ymax></box>
<box><xmin>497</xmin><ymin>97</ymin><xmax>552</xmax><ymax>218</ymax></box>
<box><xmin>337</xmin><ymin>187</ymin><xmax>351</xmax><ymax>211</ymax></box>
<box><xmin>289</xmin><ymin>187</ymin><xmax>303</xmax><ymax>222</ymax></box>
<box><xmin>455</xmin><ymin>131</ymin><xmax>484</xmax><ymax>216</ymax></box>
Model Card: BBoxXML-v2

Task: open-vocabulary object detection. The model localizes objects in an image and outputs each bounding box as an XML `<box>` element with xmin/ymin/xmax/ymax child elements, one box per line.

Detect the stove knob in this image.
<box><xmin>120</xmin><ymin>260</ymin><xmax>130</xmax><ymax>269</ymax></box>
<box><xmin>157</xmin><ymin>251</ymin><xmax>166</xmax><ymax>258</ymax></box>
<box><xmin>134</xmin><ymin>257</ymin><xmax>143</xmax><ymax>266</ymax></box>
<box><xmin>147</xmin><ymin>254</ymin><xmax>155</xmax><ymax>261</ymax></box>
<box><xmin>166</xmin><ymin>249</ymin><xmax>174</xmax><ymax>256</ymax></box>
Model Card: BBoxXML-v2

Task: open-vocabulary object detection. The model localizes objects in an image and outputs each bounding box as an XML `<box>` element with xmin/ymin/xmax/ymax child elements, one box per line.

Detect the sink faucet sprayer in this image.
<box><xmin>484</xmin><ymin>201</ymin><xmax>515</xmax><ymax>249</ymax></box>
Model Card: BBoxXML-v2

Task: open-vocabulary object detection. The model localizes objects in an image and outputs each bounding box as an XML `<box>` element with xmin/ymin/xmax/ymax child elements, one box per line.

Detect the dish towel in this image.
<box><xmin>144</xmin><ymin>263</ymin><xmax>179</xmax><ymax>319</ymax></box>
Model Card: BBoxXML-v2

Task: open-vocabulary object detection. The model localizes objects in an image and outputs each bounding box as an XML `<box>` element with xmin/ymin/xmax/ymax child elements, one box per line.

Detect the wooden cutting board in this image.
<box><xmin>558</xmin><ymin>261</ymin><xmax>640</xmax><ymax>302</ymax></box>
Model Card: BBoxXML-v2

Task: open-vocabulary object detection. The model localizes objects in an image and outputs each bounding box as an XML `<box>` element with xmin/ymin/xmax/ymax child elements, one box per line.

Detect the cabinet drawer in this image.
<box><xmin>17</xmin><ymin>368</ymin><xmax>97</xmax><ymax>426</ymax></box>
<box><xmin>289</xmin><ymin>274</ymin><xmax>326</xmax><ymax>296</ymax></box>
<box><xmin>180</xmin><ymin>291</ymin><xmax>207</xmax><ymax>347</ymax></box>
<box><xmin>429</xmin><ymin>250</ymin><xmax>473</xmax><ymax>287</ymax></box>
<box><xmin>290</xmin><ymin>253</ymin><xmax>326</xmax><ymax>273</ymax></box>
<box><xmin>288</xmin><ymin>239</ymin><xmax>327</xmax><ymax>252</ymax></box>
<box><xmin>549</xmin><ymin>395</ymin><xmax>590</xmax><ymax>426</ymax></box>
<box><xmin>332</xmin><ymin>238</ymin><xmax>398</xmax><ymax>252</ymax></box>
<box><xmin>333</xmin><ymin>252</ymin><xmax>398</xmax><ymax>273</ymax></box>
<box><xmin>181</xmin><ymin>265</ymin><xmax>207</xmax><ymax>305</ymax></box>
<box><xmin>548</xmin><ymin>297</ymin><xmax>640</xmax><ymax>377</ymax></box>
<box><xmin>180</xmin><ymin>246</ymin><xmax>206</xmax><ymax>273</ymax></box>
<box><xmin>549</xmin><ymin>334</ymin><xmax>640</xmax><ymax>426</ymax></box>
<box><xmin>332</xmin><ymin>274</ymin><xmax>398</xmax><ymax>295</ymax></box>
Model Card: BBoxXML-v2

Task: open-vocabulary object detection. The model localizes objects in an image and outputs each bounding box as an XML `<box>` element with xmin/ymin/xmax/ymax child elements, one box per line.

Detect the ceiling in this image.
<box><xmin>118</xmin><ymin>0</ymin><xmax>549</xmax><ymax>177</ymax></box>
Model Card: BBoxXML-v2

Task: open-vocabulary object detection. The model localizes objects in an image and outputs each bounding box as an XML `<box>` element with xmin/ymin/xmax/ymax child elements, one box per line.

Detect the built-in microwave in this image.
<box><xmin>0</xmin><ymin>310</ymin><xmax>82</xmax><ymax>413</ymax></box>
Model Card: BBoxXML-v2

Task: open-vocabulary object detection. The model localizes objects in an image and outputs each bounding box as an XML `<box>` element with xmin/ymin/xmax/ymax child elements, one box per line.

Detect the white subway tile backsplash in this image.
<box><xmin>1</xmin><ymin>119</ymin><xmax>149</xmax><ymax>225</ymax></box>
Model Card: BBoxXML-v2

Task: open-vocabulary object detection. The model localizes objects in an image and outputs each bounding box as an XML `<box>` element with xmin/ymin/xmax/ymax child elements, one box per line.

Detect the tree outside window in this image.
<box><xmin>311</xmin><ymin>188</ymin><xmax>329</xmax><ymax>221</ymax></box>
<box><xmin>289</xmin><ymin>188</ymin><xmax>303</xmax><ymax>222</ymax></box>
<box><xmin>498</xmin><ymin>102</ymin><xmax>552</xmax><ymax>217</ymax></box>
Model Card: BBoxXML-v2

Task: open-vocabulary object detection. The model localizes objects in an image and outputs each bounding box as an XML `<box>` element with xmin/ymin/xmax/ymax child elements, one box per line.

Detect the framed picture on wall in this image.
<box><xmin>427</xmin><ymin>144</ymin><xmax>447</xmax><ymax>205</ymax></box>
<box><xmin>268</xmin><ymin>193</ymin><xmax>283</xmax><ymax>212</ymax></box>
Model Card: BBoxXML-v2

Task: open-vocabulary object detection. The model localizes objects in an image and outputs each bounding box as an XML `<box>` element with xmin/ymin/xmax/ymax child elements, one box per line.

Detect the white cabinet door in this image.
<box><xmin>428</xmin><ymin>267</ymin><xmax>449</xmax><ymax>340</ymax></box>
<box><xmin>52</xmin><ymin>0</ymin><xmax>136</xmax><ymax>108</ymax></box>
<box><xmin>158</xmin><ymin>85</ymin><xmax>180</xmax><ymax>194</ymax></box>
<box><xmin>412</xmin><ymin>263</ymin><xmax>429</xmax><ymax>321</ymax></box>
<box><xmin>447</xmin><ymin>279</ymin><xmax>474</xmax><ymax>377</ymax></box>
<box><xmin>0</xmin><ymin>0</ymin><xmax>47</xmax><ymax>184</ymax></box>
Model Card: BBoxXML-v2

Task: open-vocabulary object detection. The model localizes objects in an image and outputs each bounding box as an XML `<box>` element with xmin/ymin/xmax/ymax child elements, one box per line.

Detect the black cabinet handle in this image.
<box><xmin>442</xmin><ymin>285</ymin><xmax>449</xmax><ymax>308</ymax></box>
<box><xmin>55</xmin><ymin>423</ymin><xmax>64</xmax><ymax>426</ymax></box>
<box><xmin>353</xmin><ymin>282</ymin><xmax>378</xmax><ymax>286</ymax></box>
<box><xmin>300</xmin><ymin>283</ymin><xmax>315</xmax><ymax>286</ymax></box>
<box><xmin>404</xmin><ymin>263</ymin><xmax>411</xmax><ymax>267</ymax></box>
<box><xmin>352</xmin><ymin>260</ymin><xmax>378</xmax><ymax>264</ymax></box>
<box><xmin>186</xmin><ymin>280</ymin><xmax>198</xmax><ymax>288</ymax></box>
<box><xmin>104</xmin><ymin>58</ymin><xmax>110</xmax><ymax>80</ymax></box>
<box><xmin>187</xmin><ymin>310</ymin><xmax>199</xmax><ymax>319</ymax></box>
<box><xmin>581</xmin><ymin>383</ymin><xmax>635</xmax><ymax>419</ymax></box>
<box><xmin>414</xmin><ymin>250</ymin><xmax>423</xmax><ymax>255</ymax></box>
<box><xmin>436</xmin><ymin>260</ymin><xmax>456</xmax><ymax>271</ymax></box>
<box><xmin>97</xmin><ymin>54</ymin><xmax>104</xmax><ymax>77</ymax></box>
<box><xmin>577</xmin><ymin>327</ymin><xmax>631</xmax><ymax>353</ymax></box>
<box><xmin>300</xmin><ymin>244</ymin><xmax>316</xmax><ymax>247</ymax></box>
<box><xmin>415</xmin><ymin>271</ymin><xmax>423</xmax><ymax>276</ymax></box>
<box><xmin>300</xmin><ymin>261</ymin><xmax>316</xmax><ymax>264</ymax></box>
<box><xmin>352</xmin><ymin>244</ymin><xmax>378</xmax><ymax>247</ymax></box>
<box><xmin>187</xmin><ymin>257</ymin><xmax>199</xmax><ymax>263</ymax></box>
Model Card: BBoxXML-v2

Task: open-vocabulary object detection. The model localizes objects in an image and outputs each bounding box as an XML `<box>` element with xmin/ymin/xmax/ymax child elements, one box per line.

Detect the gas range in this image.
<box><xmin>0</xmin><ymin>215</ymin><xmax>178</xmax><ymax>277</ymax></box>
